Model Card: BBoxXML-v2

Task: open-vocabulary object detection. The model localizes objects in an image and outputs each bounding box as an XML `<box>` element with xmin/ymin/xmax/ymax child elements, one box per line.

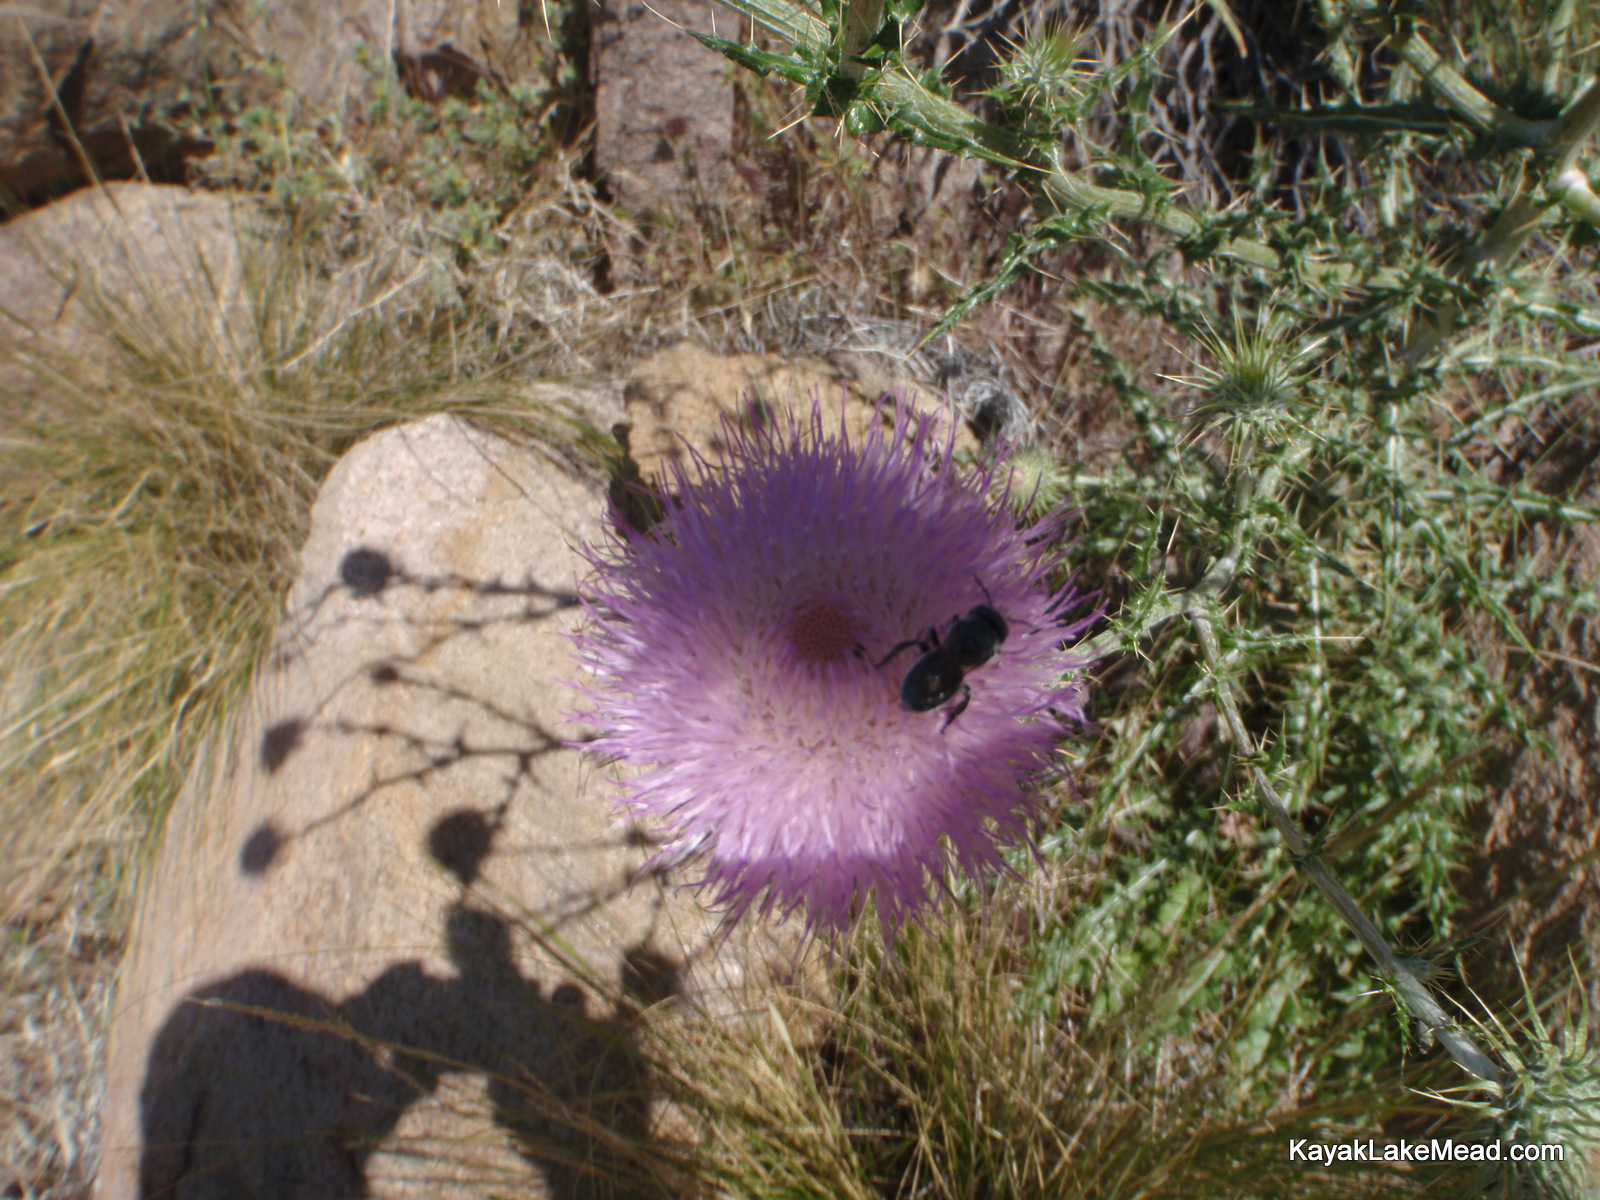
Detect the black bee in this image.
<box><xmin>875</xmin><ymin>590</ymin><xmax>1010</xmax><ymax>733</ymax></box>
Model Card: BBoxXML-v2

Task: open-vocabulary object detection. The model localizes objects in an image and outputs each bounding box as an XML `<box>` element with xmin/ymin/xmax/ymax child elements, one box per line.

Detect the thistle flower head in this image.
<box><xmin>1177</xmin><ymin>307</ymin><xmax>1323</xmax><ymax>461</ymax></box>
<box><xmin>993</xmin><ymin>22</ymin><xmax>1090</xmax><ymax>129</ymax></box>
<box><xmin>1189</xmin><ymin>310</ymin><xmax>1319</xmax><ymax>408</ymax></box>
<box><xmin>572</xmin><ymin>398</ymin><xmax>1095</xmax><ymax>940</ymax></box>
<box><xmin>1436</xmin><ymin>967</ymin><xmax>1600</xmax><ymax>1199</ymax></box>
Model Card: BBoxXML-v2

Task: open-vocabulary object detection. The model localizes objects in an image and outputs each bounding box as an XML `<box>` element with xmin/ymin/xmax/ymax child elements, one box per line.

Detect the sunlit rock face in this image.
<box><xmin>94</xmin><ymin>413</ymin><xmax>803</xmax><ymax>1200</ymax></box>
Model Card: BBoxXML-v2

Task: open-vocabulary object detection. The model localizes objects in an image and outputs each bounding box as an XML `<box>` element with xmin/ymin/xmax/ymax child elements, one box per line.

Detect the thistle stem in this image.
<box><xmin>1334</xmin><ymin>0</ymin><xmax>1556</xmax><ymax>146</ymax></box>
<box><xmin>1076</xmin><ymin>453</ymin><xmax>1503</xmax><ymax>1084</ymax></box>
<box><xmin>1404</xmin><ymin>75</ymin><xmax>1600</xmax><ymax>361</ymax></box>
<box><xmin>836</xmin><ymin>0</ymin><xmax>885</xmax><ymax>82</ymax></box>
<box><xmin>1188</xmin><ymin>602</ymin><xmax>1502</xmax><ymax>1084</ymax></box>
<box><xmin>1543</xmin><ymin>0</ymin><xmax>1578</xmax><ymax>97</ymax></box>
<box><xmin>708</xmin><ymin>0</ymin><xmax>1403</xmax><ymax>286</ymax></box>
<box><xmin>716</xmin><ymin>0</ymin><xmax>1600</xmax><ymax>317</ymax></box>
<box><xmin>1176</xmin><ymin>457</ymin><xmax>1502</xmax><ymax>1083</ymax></box>
<box><xmin>1552</xmin><ymin>167</ymin><xmax>1600</xmax><ymax>228</ymax></box>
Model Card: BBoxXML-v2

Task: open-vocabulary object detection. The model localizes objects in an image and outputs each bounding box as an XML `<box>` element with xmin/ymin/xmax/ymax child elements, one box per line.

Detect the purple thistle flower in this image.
<box><xmin>572</xmin><ymin>397</ymin><xmax>1096</xmax><ymax>940</ymax></box>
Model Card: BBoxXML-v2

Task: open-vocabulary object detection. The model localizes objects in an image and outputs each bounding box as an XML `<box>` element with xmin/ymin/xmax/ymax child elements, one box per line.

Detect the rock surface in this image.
<box><xmin>617</xmin><ymin>339</ymin><xmax>978</xmax><ymax>485</ymax></box>
<box><xmin>0</xmin><ymin>182</ymin><xmax>246</xmax><ymax>405</ymax></box>
<box><xmin>589</xmin><ymin>0</ymin><xmax>733</xmax><ymax>207</ymax></box>
<box><xmin>1</xmin><ymin>1</ymin><xmax>542</xmax><ymax>202</ymax></box>
<box><xmin>93</xmin><ymin>414</ymin><xmax>767</xmax><ymax>1199</ymax></box>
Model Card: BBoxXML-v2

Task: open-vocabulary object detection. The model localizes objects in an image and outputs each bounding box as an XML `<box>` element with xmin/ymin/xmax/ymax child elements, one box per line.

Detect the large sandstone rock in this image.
<box><xmin>94</xmin><ymin>414</ymin><xmax>788</xmax><ymax>1199</ymax></box>
<box><xmin>1</xmin><ymin>1</ymin><xmax>542</xmax><ymax>203</ymax></box>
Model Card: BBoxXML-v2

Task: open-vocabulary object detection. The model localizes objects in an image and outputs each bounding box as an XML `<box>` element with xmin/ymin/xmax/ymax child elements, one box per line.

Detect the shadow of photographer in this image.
<box><xmin>139</xmin><ymin>805</ymin><xmax>677</xmax><ymax>1199</ymax></box>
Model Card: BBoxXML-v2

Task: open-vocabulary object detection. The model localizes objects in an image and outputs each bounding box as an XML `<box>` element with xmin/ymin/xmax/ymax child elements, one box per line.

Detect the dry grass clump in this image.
<box><xmin>638</xmin><ymin>865</ymin><xmax>1453</xmax><ymax>1200</ymax></box>
<box><xmin>0</xmin><ymin>869</ymin><xmax>116</xmax><ymax>1200</ymax></box>
<box><xmin>0</xmin><ymin>192</ymin><xmax>604</xmax><ymax>918</ymax></box>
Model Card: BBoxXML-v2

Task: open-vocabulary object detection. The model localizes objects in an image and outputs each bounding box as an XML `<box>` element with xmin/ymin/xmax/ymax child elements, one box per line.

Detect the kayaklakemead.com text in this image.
<box><xmin>1289</xmin><ymin>1138</ymin><xmax>1566</xmax><ymax>1164</ymax></box>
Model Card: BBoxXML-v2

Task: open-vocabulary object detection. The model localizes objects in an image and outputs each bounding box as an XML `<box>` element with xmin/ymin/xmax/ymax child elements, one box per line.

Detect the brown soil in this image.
<box><xmin>1461</xmin><ymin>418</ymin><xmax>1600</xmax><ymax>1014</ymax></box>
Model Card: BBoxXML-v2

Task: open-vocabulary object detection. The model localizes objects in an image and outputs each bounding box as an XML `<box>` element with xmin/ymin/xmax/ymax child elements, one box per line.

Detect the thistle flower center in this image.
<box><xmin>786</xmin><ymin>599</ymin><xmax>860</xmax><ymax>665</ymax></box>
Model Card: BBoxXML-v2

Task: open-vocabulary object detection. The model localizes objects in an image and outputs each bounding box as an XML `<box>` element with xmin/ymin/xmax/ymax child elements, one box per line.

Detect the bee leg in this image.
<box><xmin>874</xmin><ymin>639</ymin><xmax>921</xmax><ymax>668</ymax></box>
<box><xmin>939</xmin><ymin>684</ymin><xmax>973</xmax><ymax>734</ymax></box>
<box><xmin>874</xmin><ymin>628</ymin><xmax>938</xmax><ymax>669</ymax></box>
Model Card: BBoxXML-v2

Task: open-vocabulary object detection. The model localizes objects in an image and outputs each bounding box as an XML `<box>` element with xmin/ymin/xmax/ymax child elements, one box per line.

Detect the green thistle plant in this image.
<box><xmin>1437</xmin><ymin>970</ymin><xmax>1600</xmax><ymax>1199</ymax></box>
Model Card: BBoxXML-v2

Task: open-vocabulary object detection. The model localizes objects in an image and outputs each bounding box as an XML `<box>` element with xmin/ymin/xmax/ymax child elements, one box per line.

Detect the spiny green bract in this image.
<box><xmin>1439</xmin><ymin>978</ymin><xmax>1600</xmax><ymax>1199</ymax></box>
<box><xmin>1182</xmin><ymin>311</ymin><xmax>1323</xmax><ymax>459</ymax></box>
<box><xmin>991</xmin><ymin>24</ymin><xmax>1089</xmax><ymax>131</ymax></box>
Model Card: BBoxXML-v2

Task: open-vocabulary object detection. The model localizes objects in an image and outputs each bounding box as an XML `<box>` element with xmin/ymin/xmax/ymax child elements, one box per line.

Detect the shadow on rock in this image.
<box><xmin>138</xmin><ymin>810</ymin><xmax>668</xmax><ymax>1200</ymax></box>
